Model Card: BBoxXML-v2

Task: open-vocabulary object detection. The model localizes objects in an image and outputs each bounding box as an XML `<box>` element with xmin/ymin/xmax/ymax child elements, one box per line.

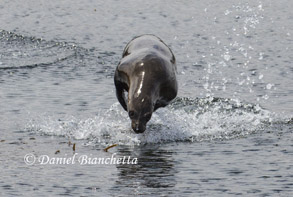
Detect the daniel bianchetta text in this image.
<box><xmin>24</xmin><ymin>153</ymin><xmax>138</xmax><ymax>165</ymax></box>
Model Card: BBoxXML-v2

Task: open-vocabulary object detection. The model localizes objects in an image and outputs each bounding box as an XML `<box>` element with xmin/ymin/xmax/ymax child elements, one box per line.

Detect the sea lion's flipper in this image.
<box><xmin>154</xmin><ymin>100</ymin><xmax>168</xmax><ymax>111</ymax></box>
<box><xmin>115</xmin><ymin>81</ymin><xmax>128</xmax><ymax>111</ymax></box>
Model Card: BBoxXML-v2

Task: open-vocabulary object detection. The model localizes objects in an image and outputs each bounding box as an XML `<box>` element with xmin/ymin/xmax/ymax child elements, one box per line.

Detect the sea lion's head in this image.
<box><xmin>128</xmin><ymin>97</ymin><xmax>153</xmax><ymax>133</ymax></box>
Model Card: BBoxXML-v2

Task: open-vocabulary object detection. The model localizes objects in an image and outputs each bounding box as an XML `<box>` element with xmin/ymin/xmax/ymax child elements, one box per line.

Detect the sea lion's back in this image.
<box><xmin>122</xmin><ymin>35</ymin><xmax>175</xmax><ymax>63</ymax></box>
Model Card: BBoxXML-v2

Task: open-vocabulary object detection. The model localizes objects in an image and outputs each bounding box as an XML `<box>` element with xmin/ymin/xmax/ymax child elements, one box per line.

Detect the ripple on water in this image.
<box><xmin>0</xmin><ymin>30</ymin><xmax>77</xmax><ymax>70</ymax></box>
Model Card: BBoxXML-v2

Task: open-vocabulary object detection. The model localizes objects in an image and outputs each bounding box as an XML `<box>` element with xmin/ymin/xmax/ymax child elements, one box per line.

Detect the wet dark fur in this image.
<box><xmin>114</xmin><ymin>35</ymin><xmax>178</xmax><ymax>133</ymax></box>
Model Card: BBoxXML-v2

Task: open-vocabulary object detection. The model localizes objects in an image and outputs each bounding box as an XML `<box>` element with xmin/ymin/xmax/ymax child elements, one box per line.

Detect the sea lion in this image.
<box><xmin>114</xmin><ymin>35</ymin><xmax>178</xmax><ymax>133</ymax></box>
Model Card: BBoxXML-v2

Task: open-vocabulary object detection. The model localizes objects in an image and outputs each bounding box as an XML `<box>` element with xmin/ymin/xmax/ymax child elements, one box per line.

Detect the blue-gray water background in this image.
<box><xmin>0</xmin><ymin>0</ymin><xmax>292</xmax><ymax>196</ymax></box>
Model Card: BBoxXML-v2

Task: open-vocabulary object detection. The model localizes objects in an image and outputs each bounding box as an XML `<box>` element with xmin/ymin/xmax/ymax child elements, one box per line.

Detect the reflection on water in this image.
<box><xmin>113</xmin><ymin>145</ymin><xmax>176</xmax><ymax>195</ymax></box>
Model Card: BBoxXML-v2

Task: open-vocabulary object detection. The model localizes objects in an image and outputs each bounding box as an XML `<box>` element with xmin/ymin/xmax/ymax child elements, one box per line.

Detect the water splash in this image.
<box><xmin>26</xmin><ymin>97</ymin><xmax>277</xmax><ymax>146</ymax></box>
<box><xmin>198</xmin><ymin>1</ymin><xmax>273</xmax><ymax>106</ymax></box>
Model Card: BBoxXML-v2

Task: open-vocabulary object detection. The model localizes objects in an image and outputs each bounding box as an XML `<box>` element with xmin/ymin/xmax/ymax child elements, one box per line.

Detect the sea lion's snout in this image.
<box><xmin>131</xmin><ymin>120</ymin><xmax>146</xmax><ymax>133</ymax></box>
<box><xmin>129</xmin><ymin>109</ymin><xmax>151</xmax><ymax>134</ymax></box>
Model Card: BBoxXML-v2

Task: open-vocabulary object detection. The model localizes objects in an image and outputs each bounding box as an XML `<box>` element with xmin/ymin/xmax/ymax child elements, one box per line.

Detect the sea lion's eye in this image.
<box><xmin>129</xmin><ymin>111</ymin><xmax>135</xmax><ymax>118</ymax></box>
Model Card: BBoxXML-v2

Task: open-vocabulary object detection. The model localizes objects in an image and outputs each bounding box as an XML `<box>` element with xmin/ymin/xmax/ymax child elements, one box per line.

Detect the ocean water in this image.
<box><xmin>0</xmin><ymin>0</ymin><xmax>292</xmax><ymax>196</ymax></box>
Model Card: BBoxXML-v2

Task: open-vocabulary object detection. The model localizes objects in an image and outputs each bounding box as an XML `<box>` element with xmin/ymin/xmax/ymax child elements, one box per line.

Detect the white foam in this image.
<box><xmin>26</xmin><ymin>98</ymin><xmax>274</xmax><ymax>145</ymax></box>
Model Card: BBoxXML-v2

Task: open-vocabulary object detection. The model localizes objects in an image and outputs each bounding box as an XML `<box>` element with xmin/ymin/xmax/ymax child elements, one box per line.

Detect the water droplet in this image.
<box><xmin>259</xmin><ymin>52</ymin><xmax>264</xmax><ymax>60</ymax></box>
<box><xmin>263</xmin><ymin>95</ymin><xmax>269</xmax><ymax>100</ymax></box>
<box><xmin>203</xmin><ymin>82</ymin><xmax>209</xmax><ymax>90</ymax></box>
<box><xmin>239</xmin><ymin>80</ymin><xmax>245</xmax><ymax>85</ymax></box>
<box><xmin>223</xmin><ymin>54</ymin><xmax>231</xmax><ymax>61</ymax></box>
<box><xmin>224</xmin><ymin>10</ymin><xmax>231</xmax><ymax>15</ymax></box>
<box><xmin>266</xmin><ymin>83</ymin><xmax>273</xmax><ymax>90</ymax></box>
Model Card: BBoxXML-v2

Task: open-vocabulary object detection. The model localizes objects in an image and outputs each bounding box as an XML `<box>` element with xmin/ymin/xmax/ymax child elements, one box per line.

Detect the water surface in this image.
<box><xmin>0</xmin><ymin>0</ymin><xmax>292</xmax><ymax>196</ymax></box>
